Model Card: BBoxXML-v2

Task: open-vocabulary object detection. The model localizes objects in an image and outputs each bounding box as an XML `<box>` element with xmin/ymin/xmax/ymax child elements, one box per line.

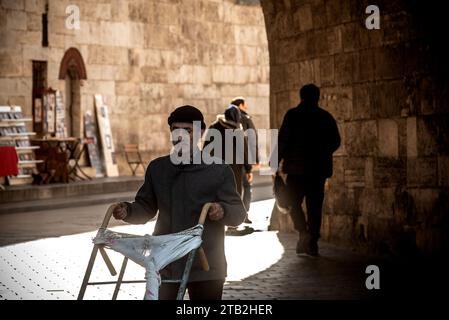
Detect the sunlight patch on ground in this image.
<box><xmin>0</xmin><ymin>199</ymin><xmax>279</xmax><ymax>299</ymax></box>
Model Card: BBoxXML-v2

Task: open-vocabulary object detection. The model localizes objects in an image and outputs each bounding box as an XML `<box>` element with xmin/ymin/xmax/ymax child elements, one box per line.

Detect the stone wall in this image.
<box><xmin>0</xmin><ymin>0</ymin><xmax>269</xmax><ymax>173</ymax></box>
<box><xmin>261</xmin><ymin>0</ymin><xmax>449</xmax><ymax>256</ymax></box>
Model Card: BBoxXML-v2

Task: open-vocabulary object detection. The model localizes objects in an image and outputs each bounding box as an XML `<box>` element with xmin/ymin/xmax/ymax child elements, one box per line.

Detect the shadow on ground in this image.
<box><xmin>223</xmin><ymin>232</ymin><xmax>448</xmax><ymax>300</ymax></box>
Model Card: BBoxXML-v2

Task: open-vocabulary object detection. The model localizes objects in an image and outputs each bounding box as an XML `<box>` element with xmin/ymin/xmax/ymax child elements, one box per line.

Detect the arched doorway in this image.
<box><xmin>64</xmin><ymin>66</ymin><xmax>81</xmax><ymax>137</ymax></box>
<box><xmin>58</xmin><ymin>47</ymin><xmax>87</xmax><ymax>138</ymax></box>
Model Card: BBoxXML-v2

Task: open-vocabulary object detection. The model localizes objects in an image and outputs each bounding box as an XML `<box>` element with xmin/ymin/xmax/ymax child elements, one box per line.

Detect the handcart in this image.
<box><xmin>77</xmin><ymin>202</ymin><xmax>211</xmax><ymax>300</ymax></box>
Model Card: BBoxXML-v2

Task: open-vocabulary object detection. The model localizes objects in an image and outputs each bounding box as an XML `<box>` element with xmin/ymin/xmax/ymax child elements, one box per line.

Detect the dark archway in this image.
<box><xmin>59</xmin><ymin>48</ymin><xmax>86</xmax><ymax>138</ymax></box>
<box><xmin>58</xmin><ymin>47</ymin><xmax>87</xmax><ymax>80</ymax></box>
<box><xmin>259</xmin><ymin>0</ymin><xmax>449</xmax><ymax>256</ymax></box>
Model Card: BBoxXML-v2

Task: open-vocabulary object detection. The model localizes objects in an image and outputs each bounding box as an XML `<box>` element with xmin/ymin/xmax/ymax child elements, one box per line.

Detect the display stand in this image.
<box><xmin>94</xmin><ymin>94</ymin><xmax>119</xmax><ymax>177</ymax></box>
<box><xmin>0</xmin><ymin>106</ymin><xmax>42</xmax><ymax>186</ymax></box>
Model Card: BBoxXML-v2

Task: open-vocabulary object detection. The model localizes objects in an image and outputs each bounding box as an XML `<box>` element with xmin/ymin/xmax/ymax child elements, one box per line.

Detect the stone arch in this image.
<box><xmin>58</xmin><ymin>47</ymin><xmax>87</xmax><ymax>80</ymax></box>
<box><xmin>59</xmin><ymin>48</ymin><xmax>86</xmax><ymax>138</ymax></box>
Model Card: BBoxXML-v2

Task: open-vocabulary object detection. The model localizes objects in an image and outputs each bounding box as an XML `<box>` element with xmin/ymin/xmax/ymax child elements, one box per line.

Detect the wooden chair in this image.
<box><xmin>123</xmin><ymin>144</ymin><xmax>144</xmax><ymax>176</ymax></box>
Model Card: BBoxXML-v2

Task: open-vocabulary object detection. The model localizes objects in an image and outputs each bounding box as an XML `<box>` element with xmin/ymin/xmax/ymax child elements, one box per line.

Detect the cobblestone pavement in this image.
<box><xmin>0</xmin><ymin>200</ymin><xmax>393</xmax><ymax>300</ymax></box>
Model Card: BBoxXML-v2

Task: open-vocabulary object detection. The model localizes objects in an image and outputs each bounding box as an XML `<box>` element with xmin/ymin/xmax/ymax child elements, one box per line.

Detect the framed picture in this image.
<box><xmin>34</xmin><ymin>98</ymin><xmax>42</xmax><ymax>124</ymax></box>
<box><xmin>55</xmin><ymin>90</ymin><xmax>66</xmax><ymax>138</ymax></box>
<box><xmin>44</xmin><ymin>88</ymin><xmax>56</xmax><ymax>134</ymax></box>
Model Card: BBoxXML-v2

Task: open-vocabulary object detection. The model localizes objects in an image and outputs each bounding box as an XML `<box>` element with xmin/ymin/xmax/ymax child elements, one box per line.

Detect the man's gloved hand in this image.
<box><xmin>208</xmin><ymin>202</ymin><xmax>224</xmax><ymax>221</ymax></box>
<box><xmin>112</xmin><ymin>202</ymin><xmax>128</xmax><ymax>220</ymax></box>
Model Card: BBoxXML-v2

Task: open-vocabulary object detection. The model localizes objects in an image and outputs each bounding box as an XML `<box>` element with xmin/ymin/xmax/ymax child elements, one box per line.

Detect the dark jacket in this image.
<box><xmin>277</xmin><ymin>102</ymin><xmax>341</xmax><ymax>178</ymax></box>
<box><xmin>124</xmin><ymin>155</ymin><xmax>246</xmax><ymax>282</ymax></box>
<box><xmin>240</xmin><ymin>110</ymin><xmax>259</xmax><ymax>164</ymax></box>
<box><xmin>204</xmin><ymin>114</ymin><xmax>252</xmax><ymax>195</ymax></box>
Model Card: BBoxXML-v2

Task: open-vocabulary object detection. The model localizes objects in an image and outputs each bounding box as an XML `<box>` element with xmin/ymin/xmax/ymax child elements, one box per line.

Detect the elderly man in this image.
<box><xmin>112</xmin><ymin>105</ymin><xmax>246</xmax><ymax>300</ymax></box>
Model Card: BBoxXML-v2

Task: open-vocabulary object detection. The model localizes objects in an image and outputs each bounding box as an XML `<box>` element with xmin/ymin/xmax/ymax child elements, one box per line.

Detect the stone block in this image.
<box><xmin>181</xmin><ymin>43</ymin><xmax>210</xmax><ymax>65</ymax></box>
<box><xmin>88</xmin><ymin>45</ymin><xmax>129</xmax><ymax>65</ymax></box>
<box><xmin>111</xmin><ymin>0</ymin><xmax>129</xmax><ymax>22</ymax></box>
<box><xmin>327</xmin><ymin>26</ymin><xmax>342</xmax><ymax>55</ymax></box>
<box><xmin>257</xmin><ymin>65</ymin><xmax>269</xmax><ymax>83</ymax></box>
<box><xmin>168</xmin><ymin>65</ymin><xmax>193</xmax><ymax>84</ymax></box>
<box><xmin>378</xmin><ymin>119</ymin><xmax>399</xmax><ymax>158</ymax></box>
<box><xmin>232</xmin><ymin>3</ymin><xmax>260</xmax><ymax>26</ymax></box>
<box><xmin>325</xmin><ymin>0</ymin><xmax>342</xmax><ymax>27</ymax></box>
<box><xmin>354</xmin><ymin>49</ymin><xmax>375</xmax><ymax>82</ymax></box>
<box><xmin>353</xmin><ymin>83</ymin><xmax>372</xmax><ymax>120</ymax></box>
<box><xmin>310</xmin><ymin>29</ymin><xmax>328</xmax><ymax>57</ymax></box>
<box><xmin>372</xmin><ymin>81</ymin><xmax>406</xmax><ymax>118</ymax></box>
<box><xmin>219</xmin><ymin>84</ymin><xmax>243</xmax><ymax>97</ymax></box>
<box><xmin>145</xmin><ymin>24</ymin><xmax>179</xmax><ymax>49</ymax></box>
<box><xmin>344</xmin><ymin>120</ymin><xmax>377</xmax><ymax>156</ymax></box>
<box><xmin>297</xmin><ymin>60</ymin><xmax>314</xmax><ymax>85</ymax></box>
<box><xmin>26</xmin><ymin>13</ymin><xmax>41</xmax><ymax>31</ymax></box>
<box><xmin>341</xmin><ymin>22</ymin><xmax>360</xmax><ymax>52</ymax></box>
<box><xmin>293</xmin><ymin>4</ymin><xmax>313</xmax><ymax>32</ymax></box>
<box><xmin>160</xmin><ymin>50</ymin><xmax>181</xmax><ymax>69</ymax></box>
<box><xmin>407</xmin><ymin>117</ymin><xmax>418</xmax><ymax>158</ymax></box>
<box><xmin>407</xmin><ymin>157</ymin><xmax>438</xmax><ymax>187</ymax></box>
<box><xmin>235</xmin><ymin>45</ymin><xmax>259</xmax><ymax>66</ymax></box>
<box><xmin>84</xmin><ymin>80</ymin><xmax>115</xmax><ymax>96</ymax></box>
<box><xmin>438</xmin><ymin>156</ymin><xmax>449</xmax><ymax>187</ymax></box>
<box><xmin>212</xmin><ymin>65</ymin><xmax>234</xmax><ymax>84</ymax></box>
<box><xmin>374</xmin><ymin>44</ymin><xmax>404</xmax><ymax>80</ymax></box>
<box><xmin>141</xmin><ymin>66</ymin><xmax>167</xmax><ymax>83</ymax></box>
<box><xmin>416</xmin><ymin>116</ymin><xmax>441</xmax><ymax>157</ymax></box>
<box><xmin>234</xmin><ymin>25</ymin><xmax>262</xmax><ymax>46</ymax></box>
<box><xmin>382</xmin><ymin>12</ymin><xmax>412</xmax><ymax>45</ymax></box>
<box><xmin>2</xmin><ymin>0</ymin><xmax>24</xmax><ymax>10</ymax></box>
<box><xmin>191</xmin><ymin>65</ymin><xmax>212</xmax><ymax>85</ymax></box>
<box><xmin>319</xmin><ymin>56</ymin><xmax>334</xmax><ymax>86</ymax></box>
<box><xmin>115</xmin><ymin>82</ymin><xmax>140</xmax><ymax>96</ymax></box>
<box><xmin>373</xmin><ymin>157</ymin><xmax>406</xmax><ymax>188</ymax></box>
<box><xmin>203</xmin><ymin>0</ymin><xmax>221</xmax><ymax>23</ymax></box>
<box><xmin>310</xmin><ymin>0</ymin><xmax>326</xmax><ymax>29</ymax></box>
<box><xmin>24</xmin><ymin>0</ymin><xmax>44</xmax><ymax>13</ymax></box>
<box><xmin>257</xmin><ymin>83</ymin><xmax>269</xmax><ymax>97</ymax></box>
<box><xmin>7</xmin><ymin>9</ymin><xmax>27</xmax><ymax>31</ymax></box>
<box><xmin>273</xmin><ymin>91</ymin><xmax>291</xmax><ymax>127</ymax></box>
<box><xmin>322</xmin><ymin>214</ymin><xmax>355</xmax><ymax>244</ymax></box>
<box><xmin>334</xmin><ymin>52</ymin><xmax>354</xmax><ymax>86</ymax></box>
<box><xmin>358</xmin><ymin>22</ymin><xmax>381</xmax><ymax>48</ymax></box>
<box><xmin>154</xmin><ymin>2</ymin><xmax>179</xmax><ymax>25</ymax></box>
<box><xmin>320</xmin><ymin>86</ymin><xmax>353</xmax><ymax>121</ymax></box>
<box><xmin>0</xmin><ymin>48</ymin><xmax>22</xmax><ymax>77</ymax></box>
<box><xmin>270</xmin><ymin>11</ymin><xmax>295</xmax><ymax>40</ymax></box>
<box><xmin>278</xmin><ymin>62</ymin><xmax>294</xmax><ymax>91</ymax></box>
<box><xmin>128</xmin><ymin>0</ymin><xmax>153</xmax><ymax>23</ymax></box>
<box><xmin>112</xmin><ymin>96</ymin><xmax>141</xmax><ymax>116</ymax></box>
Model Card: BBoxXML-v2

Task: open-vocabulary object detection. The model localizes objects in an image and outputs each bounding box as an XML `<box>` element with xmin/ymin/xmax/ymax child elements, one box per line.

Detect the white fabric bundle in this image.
<box><xmin>93</xmin><ymin>225</ymin><xmax>203</xmax><ymax>300</ymax></box>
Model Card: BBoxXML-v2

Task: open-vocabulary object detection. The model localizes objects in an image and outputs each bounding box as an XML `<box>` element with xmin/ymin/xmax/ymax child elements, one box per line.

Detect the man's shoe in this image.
<box><xmin>296</xmin><ymin>239</ymin><xmax>306</xmax><ymax>254</ymax></box>
<box><xmin>296</xmin><ymin>233</ymin><xmax>309</xmax><ymax>255</ymax></box>
<box><xmin>306</xmin><ymin>241</ymin><xmax>319</xmax><ymax>257</ymax></box>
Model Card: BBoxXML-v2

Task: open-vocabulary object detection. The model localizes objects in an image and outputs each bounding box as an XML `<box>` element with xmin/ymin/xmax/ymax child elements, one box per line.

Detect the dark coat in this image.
<box><xmin>240</xmin><ymin>110</ymin><xmax>259</xmax><ymax>164</ymax></box>
<box><xmin>124</xmin><ymin>155</ymin><xmax>246</xmax><ymax>282</ymax></box>
<box><xmin>277</xmin><ymin>102</ymin><xmax>341</xmax><ymax>178</ymax></box>
<box><xmin>204</xmin><ymin>115</ymin><xmax>252</xmax><ymax>195</ymax></box>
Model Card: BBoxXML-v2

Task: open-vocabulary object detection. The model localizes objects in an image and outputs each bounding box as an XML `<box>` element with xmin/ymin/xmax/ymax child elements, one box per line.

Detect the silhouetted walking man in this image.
<box><xmin>277</xmin><ymin>84</ymin><xmax>341</xmax><ymax>256</ymax></box>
